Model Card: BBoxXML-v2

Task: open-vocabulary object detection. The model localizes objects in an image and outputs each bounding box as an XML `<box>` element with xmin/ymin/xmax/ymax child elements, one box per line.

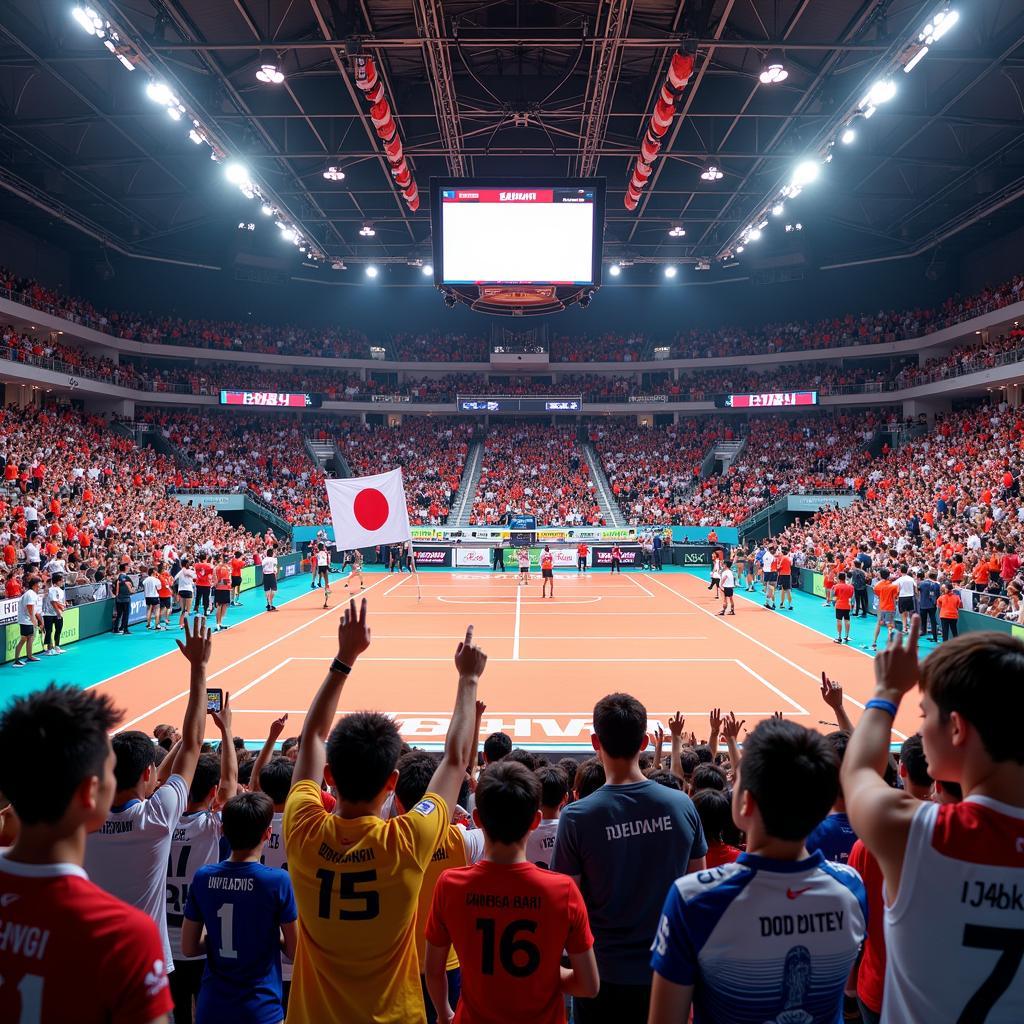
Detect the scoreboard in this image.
<box><xmin>714</xmin><ymin>391</ymin><xmax>819</xmax><ymax>409</ymax></box>
<box><xmin>457</xmin><ymin>395</ymin><xmax>583</xmax><ymax>413</ymax></box>
<box><xmin>219</xmin><ymin>390</ymin><xmax>323</xmax><ymax>408</ymax></box>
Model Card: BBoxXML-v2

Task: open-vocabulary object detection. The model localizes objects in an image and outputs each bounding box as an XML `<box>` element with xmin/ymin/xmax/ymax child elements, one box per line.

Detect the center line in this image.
<box><xmin>513</xmin><ymin>584</ymin><xmax>522</xmax><ymax>661</ymax></box>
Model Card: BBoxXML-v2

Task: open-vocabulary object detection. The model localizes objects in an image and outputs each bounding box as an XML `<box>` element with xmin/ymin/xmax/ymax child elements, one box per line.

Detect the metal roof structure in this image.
<box><xmin>0</xmin><ymin>0</ymin><xmax>1022</xmax><ymax>276</ymax></box>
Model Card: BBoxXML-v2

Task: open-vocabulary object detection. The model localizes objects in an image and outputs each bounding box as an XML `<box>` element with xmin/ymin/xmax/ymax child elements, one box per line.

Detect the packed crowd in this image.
<box><xmin>0</xmin><ymin>403</ymin><xmax>266</xmax><ymax>608</ymax></box>
<box><xmin>3</xmin><ymin>598</ymin><xmax>1019</xmax><ymax>1024</ymax></box>
<box><xmin>470</xmin><ymin>423</ymin><xmax>604</xmax><ymax>527</ymax></box>
<box><xmin>4</xmin><ymin>262</ymin><xmax>1024</xmax><ymax>365</ymax></box>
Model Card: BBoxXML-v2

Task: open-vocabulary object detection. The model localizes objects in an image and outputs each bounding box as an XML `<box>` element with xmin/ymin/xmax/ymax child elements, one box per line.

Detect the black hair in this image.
<box><xmin>237</xmin><ymin>760</ymin><xmax>256</xmax><ymax>787</ymax></box>
<box><xmin>691</xmin><ymin>762</ymin><xmax>728</xmax><ymax>793</ymax></box>
<box><xmin>483</xmin><ymin>731</ymin><xmax>512</xmax><ymax>763</ymax></box>
<box><xmin>647</xmin><ymin>769</ymin><xmax>684</xmax><ymax>791</ymax></box>
<box><xmin>0</xmin><ymin>685</ymin><xmax>122</xmax><ymax>825</ymax></box>
<box><xmin>573</xmin><ymin>757</ymin><xmax>606</xmax><ymax>798</ymax></box>
<box><xmin>112</xmin><ymin>730</ymin><xmax>158</xmax><ymax>791</ymax></box>
<box><xmin>258</xmin><ymin>757</ymin><xmax>294</xmax><ymax>805</ymax></box>
<box><xmin>738</xmin><ymin>719</ymin><xmax>839</xmax><ymax>841</ymax></box>
<box><xmin>693</xmin><ymin>744</ymin><xmax>714</xmax><ymax>765</ymax></box>
<box><xmin>189</xmin><ymin>754</ymin><xmax>221</xmax><ymax>804</ymax></box>
<box><xmin>693</xmin><ymin>788</ymin><xmax>733</xmax><ymax>843</ymax></box>
<box><xmin>281</xmin><ymin>737</ymin><xmax>299</xmax><ymax>756</ymax></box>
<box><xmin>221</xmin><ymin>791</ymin><xmax>273</xmax><ymax>851</ymax></box>
<box><xmin>535</xmin><ymin>765</ymin><xmax>569</xmax><ymax>808</ymax></box>
<box><xmin>679</xmin><ymin>748</ymin><xmax>700</xmax><ymax>777</ymax></box>
<box><xmin>394</xmin><ymin>751</ymin><xmax>438</xmax><ymax>811</ymax></box>
<box><xmin>475</xmin><ymin>761</ymin><xmax>541</xmax><ymax>845</ymax></box>
<box><xmin>899</xmin><ymin>734</ymin><xmax>933</xmax><ymax>788</ymax></box>
<box><xmin>557</xmin><ymin>757</ymin><xmax>579</xmax><ymax>792</ymax></box>
<box><xmin>592</xmin><ymin>692</ymin><xmax>647</xmax><ymax>759</ymax></box>
<box><xmin>505</xmin><ymin>748</ymin><xmax>537</xmax><ymax>772</ymax></box>
<box><xmin>325</xmin><ymin>711</ymin><xmax>403</xmax><ymax>802</ymax></box>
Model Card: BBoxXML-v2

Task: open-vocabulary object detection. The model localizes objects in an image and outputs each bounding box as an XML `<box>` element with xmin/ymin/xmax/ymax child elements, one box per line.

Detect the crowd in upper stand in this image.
<box><xmin>3</xmin><ymin>263</ymin><xmax>1024</xmax><ymax>365</ymax></box>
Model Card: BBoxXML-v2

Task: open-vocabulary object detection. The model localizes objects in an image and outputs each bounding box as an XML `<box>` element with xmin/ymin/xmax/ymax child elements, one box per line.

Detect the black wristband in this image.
<box><xmin>330</xmin><ymin>658</ymin><xmax>352</xmax><ymax>676</ymax></box>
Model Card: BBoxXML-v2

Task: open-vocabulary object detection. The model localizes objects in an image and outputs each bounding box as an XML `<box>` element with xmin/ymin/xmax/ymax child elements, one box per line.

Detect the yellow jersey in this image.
<box><xmin>416</xmin><ymin>824</ymin><xmax>484</xmax><ymax>973</ymax></box>
<box><xmin>283</xmin><ymin>779</ymin><xmax>449</xmax><ymax>1023</ymax></box>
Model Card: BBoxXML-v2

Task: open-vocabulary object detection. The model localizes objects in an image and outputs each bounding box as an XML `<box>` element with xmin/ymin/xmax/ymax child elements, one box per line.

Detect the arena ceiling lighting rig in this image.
<box><xmin>717</xmin><ymin>2</ymin><xmax>961</xmax><ymax>264</ymax></box>
<box><xmin>67</xmin><ymin>0</ymin><xmax>326</xmax><ymax>264</ymax></box>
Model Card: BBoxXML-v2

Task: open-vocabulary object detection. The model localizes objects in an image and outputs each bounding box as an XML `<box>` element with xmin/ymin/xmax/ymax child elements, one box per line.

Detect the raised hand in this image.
<box><xmin>210</xmin><ymin>691</ymin><xmax>232</xmax><ymax>733</ymax></box>
<box><xmin>653</xmin><ymin>725</ymin><xmax>665</xmax><ymax>747</ymax></box>
<box><xmin>268</xmin><ymin>713</ymin><xmax>289</xmax><ymax>741</ymax></box>
<box><xmin>337</xmin><ymin>598</ymin><xmax>371</xmax><ymax>664</ymax></box>
<box><xmin>874</xmin><ymin>614</ymin><xmax>921</xmax><ymax>698</ymax></box>
<box><xmin>722</xmin><ymin>712</ymin><xmax>745</xmax><ymax>741</ymax></box>
<box><xmin>709</xmin><ymin>707</ymin><xmax>722</xmax><ymax>738</ymax></box>
<box><xmin>176</xmin><ymin>615</ymin><xmax>212</xmax><ymax>668</ymax></box>
<box><xmin>771</xmin><ymin>711</ymin><xmax>784</xmax><ymax>722</ymax></box>
<box><xmin>820</xmin><ymin>673</ymin><xmax>844</xmax><ymax>710</ymax></box>
<box><xmin>455</xmin><ymin>624</ymin><xmax>488</xmax><ymax>679</ymax></box>
<box><xmin>668</xmin><ymin>712</ymin><xmax>685</xmax><ymax>738</ymax></box>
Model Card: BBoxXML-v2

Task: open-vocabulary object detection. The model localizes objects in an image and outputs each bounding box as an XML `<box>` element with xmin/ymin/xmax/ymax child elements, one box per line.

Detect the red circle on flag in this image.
<box><xmin>353</xmin><ymin>487</ymin><xmax>389</xmax><ymax>531</ymax></box>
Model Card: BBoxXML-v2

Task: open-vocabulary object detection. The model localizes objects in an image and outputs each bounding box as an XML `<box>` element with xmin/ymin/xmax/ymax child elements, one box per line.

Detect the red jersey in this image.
<box><xmin>194</xmin><ymin>561</ymin><xmax>214</xmax><ymax>587</ymax></box>
<box><xmin>833</xmin><ymin>582</ymin><xmax>854</xmax><ymax>611</ymax></box>
<box><xmin>214</xmin><ymin>565</ymin><xmax>232</xmax><ymax>590</ymax></box>
<box><xmin>541</xmin><ymin>552</ymin><xmax>553</xmax><ymax>571</ymax></box>
<box><xmin>157</xmin><ymin>572</ymin><xmax>173</xmax><ymax>599</ymax></box>
<box><xmin>776</xmin><ymin>554</ymin><xmax>792</xmax><ymax>575</ymax></box>
<box><xmin>704</xmin><ymin>841</ymin><xmax>742</xmax><ymax>868</ymax></box>
<box><xmin>426</xmin><ymin>860</ymin><xmax>593</xmax><ymax>1024</ymax></box>
<box><xmin>0</xmin><ymin>859</ymin><xmax>173</xmax><ymax>1024</ymax></box>
<box><xmin>848</xmin><ymin>839</ymin><xmax>885</xmax><ymax>1014</ymax></box>
<box><xmin>230</xmin><ymin>557</ymin><xmax>245</xmax><ymax>578</ymax></box>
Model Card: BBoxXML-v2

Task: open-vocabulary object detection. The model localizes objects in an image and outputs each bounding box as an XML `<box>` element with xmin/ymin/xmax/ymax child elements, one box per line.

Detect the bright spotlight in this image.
<box><xmin>281</xmin><ymin>228</ymin><xmax>297</xmax><ymax>243</ymax></box>
<box><xmin>864</xmin><ymin>79</ymin><xmax>897</xmax><ymax>108</ymax></box>
<box><xmin>736</xmin><ymin>245</ymin><xmax>745</xmax><ymax>253</ymax></box>
<box><xmin>166</xmin><ymin>106</ymin><xmax>182</xmax><ymax>121</ymax></box>
<box><xmin>322</xmin><ymin>165</ymin><xmax>346</xmax><ymax>182</ymax></box>
<box><xmin>759</xmin><ymin>55</ymin><xmax>788</xmax><ymax>86</ymax></box>
<box><xmin>772</xmin><ymin>203</ymin><xmax>785</xmax><ymax>217</ymax></box>
<box><xmin>145</xmin><ymin>81</ymin><xmax>174</xmax><ymax>106</ymax></box>
<box><xmin>700</xmin><ymin>163</ymin><xmax>724</xmax><ymax>182</ymax></box>
<box><xmin>608</xmin><ymin>263</ymin><xmax>621</xmax><ymax>277</ymax></box>
<box><xmin>359</xmin><ymin>223</ymin><xmax>376</xmax><ymax>238</ymax></box>
<box><xmin>365</xmin><ymin>265</ymin><xmax>379</xmax><ymax>278</ymax></box>
<box><xmin>188</xmin><ymin>128</ymin><xmax>204</xmax><ymax>144</ymax></box>
<box><xmin>747</xmin><ymin>228</ymin><xmax>762</xmax><ymax>241</ymax></box>
<box><xmin>256</xmin><ymin>63</ymin><xmax>285</xmax><ymax>85</ymax></box>
<box><xmin>792</xmin><ymin>160</ymin><xmax>820</xmax><ymax>188</ymax></box>
<box><xmin>841</xmin><ymin>125</ymin><xmax>856</xmax><ymax>145</ymax></box>
<box><xmin>668</xmin><ymin>224</ymin><xmax>686</xmax><ymax>238</ymax></box>
<box><xmin>72</xmin><ymin>7</ymin><xmax>98</xmax><ymax>34</ymax></box>
<box><xmin>260</xmin><ymin>203</ymin><xmax>274</xmax><ymax>216</ymax></box>
<box><xmin>224</xmin><ymin>163</ymin><xmax>251</xmax><ymax>186</ymax></box>
<box><xmin>664</xmin><ymin>266</ymin><xmax>678</xmax><ymax>279</ymax></box>
<box><xmin>421</xmin><ymin>264</ymin><xmax>433</xmax><ymax>276</ymax></box>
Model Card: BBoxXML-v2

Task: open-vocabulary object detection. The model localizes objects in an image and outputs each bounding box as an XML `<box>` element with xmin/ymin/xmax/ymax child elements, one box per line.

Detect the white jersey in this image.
<box><xmin>174</xmin><ymin>567</ymin><xmax>196</xmax><ymax>594</ymax></box>
<box><xmin>84</xmin><ymin>774</ymin><xmax>189</xmax><ymax>972</ymax></box>
<box><xmin>895</xmin><ymin>574</ymin><xmax>916</xmax><ymax>599</ymax></box>
<box><xmin>721</xmin><ymin>568</ymin><xmax>735</xmax><ymax>590</ymax></box>
<box><xmin>166</xmin><ymin>809</ymin><xmax>223</xmax><ymax>962</ymax></box>
<box><xmin>143</xmin><ymin>576</ymin><xmax>160</xmax><ymax>599</ymax></box>
<box><xmin>762</xmin><ymin>551</ymin><xmax>776</xmax><ymax>573</ymax></box>
<box><xmin>316</xmin><ymin>549</ymin><xmax>329</xmax><ymax>568</ymax></box>
<box><xmin>261</xmin><ymin>555</ymin><xmax>278</xmax><ymax>575</ymax></box>
<box><xmin>525</xmin><ymin>818</ymin><xmax>560</xmax><ymax>869</ymax></box>
<box><xmin>260</xmin><ymin>810</ymin><xmax>294</xmax><ymax>981</ymax></box>
<box><xmin>43</xmin><ymin>585</ymin><xmax>65</xmax><ymax>617</ymax></box>
<box><xmin>882</xmin><ymin>796</ymin><xmax>1024</xmax><ymax>1023</ymax></box>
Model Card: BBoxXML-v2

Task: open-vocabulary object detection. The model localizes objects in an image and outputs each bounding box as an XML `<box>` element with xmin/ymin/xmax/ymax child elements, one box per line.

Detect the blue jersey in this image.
<box><xmin>918</xmin><ymin>579</ymin><xmax>940</xmax><ymax>610</ymax></box>
<box><xmin>651</xmin><ymin>851</ymin><xmax>866</xmax><ymax>1024</ymax></box>
<box><xmin>806</xmin><ymin>812</ymin><xmax>858</xmax><ymax>865</ymax></box>
<box><xmin>184</xmin><ymin>859</ymin><xmax>297</xmax><ymax>1024</ymax></box>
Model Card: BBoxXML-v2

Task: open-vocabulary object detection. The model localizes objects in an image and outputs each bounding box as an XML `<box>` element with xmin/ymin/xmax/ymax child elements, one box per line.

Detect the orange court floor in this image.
<box><xmin>94</xmin><ymin>568</ymin><xmax>914</xmax><ymax>752</ymax></box>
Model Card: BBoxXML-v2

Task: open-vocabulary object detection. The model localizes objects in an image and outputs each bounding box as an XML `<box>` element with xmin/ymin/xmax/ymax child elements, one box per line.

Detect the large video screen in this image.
<box><xmin>432</xmin><ymin>178</ymin><xmax>605</xmax><ymax>287</ymax></box>
<box><xmin>715</xmin><ymin>391</ymin><xmax>819</xmax><ymax>409</ymax></box>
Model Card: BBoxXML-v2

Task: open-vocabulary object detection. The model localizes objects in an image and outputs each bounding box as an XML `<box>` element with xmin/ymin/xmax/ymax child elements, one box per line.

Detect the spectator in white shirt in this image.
<box><xmin>13</xmin><ymin>577</ymin><xmax>44</xmax><ymax>666</ymax></box>
<box><xmin>42</xmin><ymin>573</ymin><xmax>66</xmax><ymax>655</ymax></box>
<box><xmin>526</xmin><ymin>765</ymin><xmax>569</xmax><ymax>869</ymax></box>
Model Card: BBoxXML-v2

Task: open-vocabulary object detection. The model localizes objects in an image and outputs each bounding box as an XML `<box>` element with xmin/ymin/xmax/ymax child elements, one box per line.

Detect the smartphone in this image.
<box><xmin>206</xmin><ymin>688</ymin><xmax>223</xmax><ymax>715</ymax></box>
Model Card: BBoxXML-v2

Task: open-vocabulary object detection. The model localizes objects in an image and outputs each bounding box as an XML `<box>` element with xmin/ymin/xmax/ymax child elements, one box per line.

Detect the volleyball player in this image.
<box><xmin>776</xmin><ymin>546</ymin><xmax>794</xmax><ymax>610</ymax></box>
<box><xmin>842</xmin><ymin>625</ymin><xmax>1024</xmax><ymax>1023</ymax></box>
<box><xmin>541</xmin><ymin>544</ymin><xmax>555</xmax><ymax>599</ymax></box>
<box><xmin>230</xmin><ymin>550</ymin><xmax>245</xmax><ymax>606</ymax></box>
<box><xmin>315</xmin><ymin>543</ymin><xmax>331</xmax><ymax>591</ymax></box>
<box><xmin>610</xmin><ymin>542</ymin><xmax>622</xmax><ymax>573</ymax></box>
<box><xmin>832</xmin><ymin>571</ymin><xmax>854</xmax><ymax>644</ymax></box>
<box><xmin>344</xmin><ymin>547</ymin><xmax>365</xmax><ymax>593</ymax></box>
<box><xmin>762</xmin><ymin>545</ymin><xmax>777</xmax><ymax>609</ymax></box>
<box><xmin>309</xmin><ymin>539</ymin><xmax>320</xmax><ymax>589</ymax></box>
<box><xmin>175</xmin><ymin>557</ymin><xmax>197</xmax><ymax>628</ymax></box>
<box><xmin>158</xmin><ymin>560</ymin><xmax>175</xmax><ymax>628</ymax></box>
<box><xmin>743</xmin><ymin>546</ymin><xmax>756</xmax><ymax>592</ymax></box>
<box><xmin>718</xmin><ymin>559</ymin><xmax>735</xmax><ymax>616</ymax></box>
<box><xmin>707</xmin><ymin>551</ymin><xmax>722</xmax><ymax>598</ymax></box>
<box><xmin>143</xmin><ymin>566</ymin><xmax>161</xmax><ymax>630</ymax></box>
<box><xmin>212</xmin><ymin>554</ymin><xmax>232</xmax><ymax>631</ymax></box>
<box><xmin>262</xmin><ymin>548</ymin><xmax>279</xmax><ymax>612</ymax></box>
<box><xmin>517</xmin><ymin>545</ymin><xmax>530</xmax><ymax>586</ymax></box>
<box><xmin>577</xmin><ymin>540</ymin><xmax>589</xmax><ymax>574</ymax></box>
<box><xmin>194</xmin><ymin>552</ymin><xmax>214</xmax><ymax>617</ymax></box>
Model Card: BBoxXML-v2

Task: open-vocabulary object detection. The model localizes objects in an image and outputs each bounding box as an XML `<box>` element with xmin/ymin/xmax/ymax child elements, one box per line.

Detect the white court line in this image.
<box><xmin>437</xmin><ymin>596</ymin><xmax>605</xmax><ymax>605</ymax></box>
<box><xmin>112</xmin><ymin>574</ymin><xmax>392</xmax><ymax>733</ymax></box>
<box><xmin>383</xmin><ymin>574</ymin><xmax>410</xmax><ymax>598</ymax></box>
<box><xmin>289</xmin><ymin>656</ymin><xmax>738</xmax><ymax>663</ymax></box>
<box><xmin>318</xmin><ymin>634</ymin><xmax>709</xmax><ymax>641</ymax></box>
<box><xmin>735</xmin><ymin>659</ymin><xmax>809</xmax><ymax>715</ymax></box>
<box><xmin>647</xmin><ymin>574</ymin><xmax>907</xmax><ymax>740</ymax></box>
<box><xmin>625</xmin><ymin>572</ymin><xmax>655</xmax><ymax>598</ymax></box>
<box><xmin>369</xmin><ymin>610</ymin><xmax>697</xmax><ymax>616</ymax></box>
<box><xmin>513</xmin><ymin>585</ymin><xmax>522</xmax><ymax>660</ymax></box>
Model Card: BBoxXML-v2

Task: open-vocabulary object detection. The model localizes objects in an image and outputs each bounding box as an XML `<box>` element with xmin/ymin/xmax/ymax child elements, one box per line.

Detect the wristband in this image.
<box><xmin>329</xmin><ymin>658</ymin><xmax>352</xmax><ymax>676</ymax></box>
<box><xmin>865</xmin><ymin>698</ymin><xmax>898</xmax><ymax>717</ymax></box>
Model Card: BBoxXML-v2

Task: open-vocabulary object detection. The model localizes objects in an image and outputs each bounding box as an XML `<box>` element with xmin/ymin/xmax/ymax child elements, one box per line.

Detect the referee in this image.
<box><xmin>492</xmin><ymin>539</ymin><xmax>506</xmax><ymax>572</ymax></box>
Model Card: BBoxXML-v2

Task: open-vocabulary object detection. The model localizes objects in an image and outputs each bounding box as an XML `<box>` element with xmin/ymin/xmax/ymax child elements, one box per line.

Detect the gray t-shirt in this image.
<box><xmin>551</xmin><ymin>779</ymin><xmax>707</xmax><ymax>985</ymax></box>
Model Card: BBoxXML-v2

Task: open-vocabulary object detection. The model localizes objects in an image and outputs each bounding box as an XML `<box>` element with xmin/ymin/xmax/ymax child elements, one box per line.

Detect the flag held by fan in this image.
<box><xmin>325</xmin><ymin>470</ymin><xmax>412</xmax><ymax>550</ymax></box>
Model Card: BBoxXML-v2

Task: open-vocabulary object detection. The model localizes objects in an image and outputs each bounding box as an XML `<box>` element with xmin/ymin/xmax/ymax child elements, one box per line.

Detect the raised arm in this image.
<box><xmin>721</xmin><ymin>712</ymin><xmax>745</xmax><ymax>770</ymax></box>
<box><xmin>668</xmin><ymin>712</ymin><xmax>685</xmax><ymax>782</ymax></box>
<box><xmin>210</xmin><ymin>692</ymin><xmax>238</xmax><ymax>807</ymax></box>
<box><xmin>170</xmin><ymin>617</ymin><xmax>213</xmax><ymax>788</ymax></box>
<box><xmin>470</xmin><ymin>700</ymin><xmax>486</xmax><ymax>774</ymax></box>
<box><xmin>650</xmin><ymin>725</ymin><xmax>665</xmax><ymax>771</ymax></box>
<box><xmin>841</xmin><ymin>617</ymin><xmax>922</xmax><ymax>901</ymax></box>
<box><xmin>294</xmin><ymin>598</ymin><xmax>372</xmax><ymax>787</ymax></box>
<box><xmin>708</xmin><ymin>708</ymin><xmax>722</xmax><ymax>757</ymax></box>
<box><xmin>427</xmin><ymin>625</ymin><xmax>487</xmax><ymax>813</ymax></box>
<box><xmin>249</xmin><ymin>714</ymin><xmax>288</xmax><ymax>794</ymax></box>
<box><xmin>820</xmin><ymin>673</ymin><xmax>855</xmax><ymax>733</ymax></box>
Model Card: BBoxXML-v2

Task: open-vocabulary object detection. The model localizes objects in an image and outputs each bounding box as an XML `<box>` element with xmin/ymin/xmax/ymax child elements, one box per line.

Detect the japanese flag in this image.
<box><xmin>325</xmin><ymin>470</ymin><xmax>412</xmax><ymax>550</ymax></box>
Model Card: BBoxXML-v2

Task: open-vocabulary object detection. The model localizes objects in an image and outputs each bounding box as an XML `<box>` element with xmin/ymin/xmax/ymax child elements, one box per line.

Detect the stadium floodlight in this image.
<box><xmin>664</xmin><ymin>266</ymin><xmax>678</xmax><ymax>279</ymax></box>
<box><xmin>772</xmin><ymin>203</ymin><xmax>785</xmax><ymax>217</ymax></box>
<box><xmin>281</xmin><ymin>228</ymin><xmax>297</xmax><ymax>243</ymax></box>
<box><xmin>421</xmin><ymin>264</ymin><xmax>433</xmax><ymax>276</ymax></box>
<box><xmin>921</xmin><ymin>8</ymin><xmax>959</xmax><ymax>44</ymax></box>
<box><xmin>668</xmin><ymin>224</ymin><xmax>686</xmax><ymax>238</ymax></box>
<box><xmin>608</xmin><ymin>263</ymin><xmax>621</xmax><ymax>277</ymax></box>
<box><xmin>115</xmin><ymin>53</ymin><xmax>136</xmax><ymax>72</ymax></box>
<box><xmin>188</xmin><ymin>128</ymin><xmax>204</xmax><ymax>144</ymax></box>
<box><xmin>759</xmin><ymin>53</ymin><xmax>788</xmax><ymax>85</ymax></box>
<box><xmin>757</xmin><ymin>218</ymin><xmax>769</xmax><ymax>230</ymax></box>
<box><xmin>260</xmin><ymin>203</ymin><xmax>274</xmax><ymax>216</ymax></box>
<box><xmin>145</xmin><ymin>81</ymin><xmax>175</xmax><ymax>106</ymax></box>
<box><xmin>841</xmin><ymin>124</ymin><xmax>857</xmax><ymax>145</ymax></box>
<box><xmin>736</xmin><ymin>245</ymin><xmax>745</xmax><ymax>253</ymax></box>
<box><xmin>224</xmin><ymin>163</ymin><xmax>251</xmax><ymax>187</ymax></box>
<box><xmin>365</xmin><ymin>265</ymin><xmax>379</xmax><ymax>278</ymax></box>
<box><xmin>700</xmin><ymin>163</ymin><xmax>724</xmax><ymax>181</ymax></box>
<box><xmin>322</xmin><ymin>165</ymin><xmax>346</xmax><ymax>182</ymax></box>
<box><xmin>903</xmin><ymin>46</ymin><xmax>929</xmax><ymax>74</ymax></box>
<box><xmin>331</xmin><ymin>260</ymin><xmax>347</xmax><ymax>271</ymax></box>
<box><xmin>359</xmin><ymin>223</ymin><xmax>376</xmax><ymax>238</ymax></box>
<box><xmin>256</xmin><ymin>62</ymin><xmax>285</xmax><ymax>85</ymax></box>
<box><xmin>792</xmin><ymin>160</ymin><xmax>820</xmax><ymax>189</ymax></box>
<box><xmin>747</xmin><ymin>228</ymin><xmax>762</xmax><ymax>241</ymax></box>
<box><xmin>863</xmin><ymin>79</ymin><xmax>897</xmax><ymax>108</ymax></box>
<box><xmin>72</xmin><ymin>6</ymin><xmax>103</xmax><ymax>35</ymax></box>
